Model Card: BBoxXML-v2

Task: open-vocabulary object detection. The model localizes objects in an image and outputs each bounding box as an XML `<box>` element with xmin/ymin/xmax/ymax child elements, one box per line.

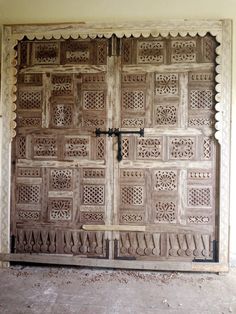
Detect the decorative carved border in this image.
<box><xmin>0</xmin><ymin>20</ymin><xmax>232</xmax><ymax>270</ymax></box>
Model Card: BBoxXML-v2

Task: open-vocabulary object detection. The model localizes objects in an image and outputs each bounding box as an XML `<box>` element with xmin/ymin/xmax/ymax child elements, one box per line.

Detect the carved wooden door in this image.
<box><xmin>11</xmin><ymin>33</ymin><xmax>219</xmax><ymax>264</ymax></box>
<box><xmin>12</xmin><ymin>38</ymin><xmax>111</xmax><ymax>257</ymax></box>
<box><xmin>114</xmin><ymin>35</ymin><xmax>218</xmax><ymax>261</ymax></box>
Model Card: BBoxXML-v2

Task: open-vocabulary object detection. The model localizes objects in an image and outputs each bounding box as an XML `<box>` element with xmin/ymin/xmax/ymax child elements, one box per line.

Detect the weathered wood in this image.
<box><xmin>12</xmin><ymin>34</ymin><xmax>218</xmax><ymax>262</ymax></box>
<box><xmin>82</xmin><ymin>225</ymin><xmax>146</xmax><ymax>232</ymax></box>
<box><xmin>0</xmin><ymin>253</ymin><xmax>229</xmax><ymax>273</ymax></box>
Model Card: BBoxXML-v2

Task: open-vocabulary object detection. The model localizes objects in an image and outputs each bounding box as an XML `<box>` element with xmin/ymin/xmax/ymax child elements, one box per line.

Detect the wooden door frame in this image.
<box><xmin>0</xmin><ymin>20</ymin><xmax>231</xmax><ymax>272</ymax></box>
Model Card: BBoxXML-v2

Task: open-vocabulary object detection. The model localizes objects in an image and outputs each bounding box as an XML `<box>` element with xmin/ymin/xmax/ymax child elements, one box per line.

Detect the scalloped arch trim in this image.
<box><xmin>6</xmin><ymin>21</ymin><xmax>223</xmax><ymax>142</ymax></box>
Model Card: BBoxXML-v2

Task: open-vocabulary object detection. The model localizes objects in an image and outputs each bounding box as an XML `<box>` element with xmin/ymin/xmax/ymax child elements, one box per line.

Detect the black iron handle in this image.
<box><xmin>95</xmin><ymin>128</ymin><xmax>144</xmax><ymax>162</ymax></box>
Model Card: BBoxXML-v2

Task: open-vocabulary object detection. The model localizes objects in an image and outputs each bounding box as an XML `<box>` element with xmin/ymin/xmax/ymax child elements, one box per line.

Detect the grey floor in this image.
<box><xmin>0</xmin><ymin>265</ymin><xmax>235</xmax><ymax>314</ymax></box>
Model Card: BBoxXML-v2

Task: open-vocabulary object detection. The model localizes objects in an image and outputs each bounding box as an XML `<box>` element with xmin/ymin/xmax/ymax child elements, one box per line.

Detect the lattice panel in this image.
<box><xmin>136</xmin><ymin>138</ymin><xmax>162</xmax><ymax>160</ymax></box>
<box><xmin>190</xmin><ymin>89</ymin><xmax>214</xmax><ymax>109</ymax></box>
<box><xmin>64</xmin><ymin>137</ymin><xmax>90</xmax><ymax>159</ymax></box>
<box><xmin>80</xmin><ymin>212</ymin><xmax>104</xmax><ymax>223</ymax></box>
<box><xmin>121</xmin><ymin>186</ymin><xmax>144</xmax><ymax>206</ymax></box>
<box><xmin>17</xmin><ymin>211</ymin><xmax>40</xmax><ymax>221</ymax></box>
<box><xmin>155</xmin><ymin>105</ymin><xmax>177</xmax><ymax>126</ymax></box>
<box><xmin>122</xmin><ymin>117</ymin><xmax>144</xmax><ymax>128</ymax></box>
<box><xmin>187</xmin><ymin>187</ymin><xmax>211</xmax><ymax>207</ymax></box>
<box><xmin>83</xmin><ymin>91</ymin><xmax>105</xmax><ymax>110</ymax></box>
<box><xmin>96</xmin><ymin>138</ymin><xmax>105</xmax><ymax>160</ymax></box>
<box><xmin>169</xmin><ymin>137</ymin><xmax>195</xmax><ymax>160</ymax></box>
<box><xmin>17</xmin><ymin>116</ymin><xmax>42</xmax><ymax>128</ymax></box>
<box><xmin>188</xmin><ymin>216</ymin><xmax>210</xmax><ymax>224</ymax></box>
<box><xmin>137</xmin><ymin>40</ymin><xmax>164</xmax><ymax>64</ymax></box>
<box><xmin>33</xmin><ymin>136</ymin><xmax>57</xmax><ymax>158</ymax></box>
<box><xmin>171</xmin><ymin>39</ymin><xmax>196</xmax><ymax>63</ymax></box>
<box><xmin>83</xmin><ymin>168</ymin><xmax>105</xmax><ymax>178</ymax></box>
<box><xmin>17</xmin><ymin>184</ymin><xmax>40</xmax><ymax>204</ymax></box>
<box><xmin>82</xmin><ymin>117</ymin><xmax>106</xmax><ymax>128</ymax></box>
<box><xmin>32</xmin><ymin>42</ymin><xmax>60</xmax><ymax>65</ymax></box>
<box><xmin>202</xmin><ymin>36</ymin><xmax>217</xmax><ymax>63</ymax></box>
<box><xmin>154</xmin><ymin>170</ymin><xmax>177</xmax><ymax>191</ymax></box>
<box><xmin>122</xmin><ymin>90</ymin><xmax>145</xmax><ymax>111</ymax></box>
<box><xmin>50</xmin><ymin>169</ymin><xmax>73</xmax><ymax>190</ymax></box>
<box><xmin>18</xmin><ymin>90</ymin><xmax>42</xmax><ymax>110</ymax></box>
<box><xmin>120</xmin><ymin>212</ymin><xmax>144</xmax><ymax>224</ymax></box>
<box><xmin>122</xmin><ymin>74</ymin><xmax>147</xmax><ymax>84</ymax></box>
<box><xmin>203</xmin><ymin>137</ymin><xmax>212</xmax><ymax>160</ymax></box>
<box><xmin>51</xmin><ymin>103</ymin><xmax>73</xmax><ymax>128</ymax></box>
<box><xmin>17</xmin><ymin>167</ymin><xmax>41</xmax><ymax>177</ymax></box>
<box><xmin>48</xmin><ymin>198</ymin><xmax>72</xmax><ymax>221</ymax></box>
<box><xmin>51</xmin><ymin>75</ymin><xmax>73</xmax><ymax>96</ymax></box>
<box><xmin>83</xmin><ymin>185</ymin><xmax>105</xmax><ymax>205</ymax></box>
<box><xmin>155</xmin><ymin>74</ymin><xmax>178</xmax><ymax>95</ymax></box>
<box><xmin>16</xmin><ymin>136</ymin><xmax>26</xmax><ymax>159</ymax></box>
<box><xmin>18</xmin><ymin>73</ymin><xmax>42</xmax><ymax>85</ymax></box>
<box><xmin>155</xmin><ymin>201</ymin><xmax>176</xmax><ymax>223</ymax></box>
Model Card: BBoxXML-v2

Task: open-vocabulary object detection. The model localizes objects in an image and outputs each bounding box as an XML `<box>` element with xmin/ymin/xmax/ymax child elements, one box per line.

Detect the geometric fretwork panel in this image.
<box><xmin>12</xmin><ymin>33</ymin><xmax>218</xmax><ymax>264</ymax></box>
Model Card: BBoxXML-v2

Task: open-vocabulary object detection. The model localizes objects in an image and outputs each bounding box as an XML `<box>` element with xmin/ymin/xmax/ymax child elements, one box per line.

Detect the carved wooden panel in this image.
<box><xmin>116</xmin><ymin>34</ymin><xmax>219</xmax><ymax>261</ymax></box>
<box><xmin>12</xmin><ymin>33</ymin><xmax>219</xmax><ymax>264</ymax></box>
<box><xmin>12</xmin><ymin>37</ymin><xmax>109</xmax><ymax>258</ymax></box>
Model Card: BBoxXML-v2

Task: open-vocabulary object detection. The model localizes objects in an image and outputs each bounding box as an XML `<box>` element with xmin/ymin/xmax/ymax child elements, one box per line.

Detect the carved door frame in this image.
<box><xmin>0</xmin><ymin>20</ymin><xmax>231</xmax><ymax>272</ymax></box>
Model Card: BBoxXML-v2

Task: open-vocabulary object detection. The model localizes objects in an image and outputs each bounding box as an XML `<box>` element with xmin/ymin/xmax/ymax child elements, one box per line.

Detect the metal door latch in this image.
<box><xmin>95</xmin><ymin>128</ymin><xmax>144</xmax><ymax>161</ymax></box>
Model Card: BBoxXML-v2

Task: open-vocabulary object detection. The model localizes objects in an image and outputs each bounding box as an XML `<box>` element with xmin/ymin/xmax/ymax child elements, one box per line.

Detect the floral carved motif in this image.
<box><xmin>169</xmin><ymin>138</ymin><xmax>195</xmax><ymax>160</ymax></box>
<box><xmin>155</xmin><ymin>105</ymin><xmax>177</xmax><ymax>126</ymax></box>
<box><xmin>155</xmin><ymin>74</ymin><xmax>178</xmax><ymax>95</ymax></box>
<box><xmin>171</xmin><ymin>39</ymin><xmax>196</xmax><ymax>63</ymax></box>
<box><xmin>155</xmin><ymin>201</ymin><xmax>176</xmax><ymax>223</ymax></box>
<box><xmin>155</xmin><ymin>170</ymin><xmax>177</xmax><ymax>191</ymax></box>
<box><xmin>50</xmin><ymin>169</ymin><xmax>73</xmax><ymax>190</ymax></box>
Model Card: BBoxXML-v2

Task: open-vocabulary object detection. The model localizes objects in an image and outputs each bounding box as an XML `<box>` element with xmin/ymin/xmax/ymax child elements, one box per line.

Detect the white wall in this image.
<box><xmin>0</xmin><ymin>0</ymin><xmax>235</xmax><ymax>265</ymax></box>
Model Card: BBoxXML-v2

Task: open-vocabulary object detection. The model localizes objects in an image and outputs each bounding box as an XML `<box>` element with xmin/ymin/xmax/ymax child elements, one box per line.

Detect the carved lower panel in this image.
<box><xmin>62</xmin><ymin>231</ymin><xmax>106</xmax><ymax>256</ymax></box>
<box><xmin>168</xmin><ymin>233</ymin><xmax>212</xmax><ymax>259</ymax></box>
<box><xmin>117</xmin><ymin>232</ymin><xmax>212</xmax><ymax>260</ymax></box>
<box><xmin>118</xmin><ymin>232</ymin><xmax>162</xmax><ymax>258</ymax></box>
<box><xmin>16</xmin><ymin>229</ymin><xmax>57</xmax><ymax>253</ymax></box>
<box><xmin>15</xmin><ymin>229</ymin><xmax>107</xmax><ymax>257</ymax></box>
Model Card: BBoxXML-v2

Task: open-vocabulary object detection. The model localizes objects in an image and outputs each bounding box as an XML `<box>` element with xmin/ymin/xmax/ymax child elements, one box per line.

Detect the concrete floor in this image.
<box><xmin>0</xmin><ymin>265</ymin><xmax>235</xmax><ymax>314</ymax></box>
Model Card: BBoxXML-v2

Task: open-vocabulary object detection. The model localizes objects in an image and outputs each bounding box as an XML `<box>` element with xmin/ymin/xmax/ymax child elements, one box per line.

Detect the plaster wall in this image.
<box><xmin>0</xmin><ymin>0</ymin><xmax>235</xmax><ymax>265</ymax></box>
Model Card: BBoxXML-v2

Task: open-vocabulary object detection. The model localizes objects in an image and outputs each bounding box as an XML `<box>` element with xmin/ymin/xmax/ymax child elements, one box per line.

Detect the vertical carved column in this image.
<box><xmin>0</xmin><ymin>26</ymin><xmax>18</xmax><ymax>266</ymax></box>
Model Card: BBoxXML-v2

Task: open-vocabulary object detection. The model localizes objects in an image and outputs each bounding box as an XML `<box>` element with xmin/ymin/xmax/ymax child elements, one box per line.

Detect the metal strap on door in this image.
<box><xmin>95</xmin><ymin>128</ymin><xmax>144</xmax><ymax>161</ymax></box>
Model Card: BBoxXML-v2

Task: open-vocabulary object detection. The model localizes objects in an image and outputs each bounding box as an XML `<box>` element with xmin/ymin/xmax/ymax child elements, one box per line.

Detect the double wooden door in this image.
<box><xmin>11</xmin><ymin>34</ymin><xmax>219</xmax><ymax>263</ymax></box>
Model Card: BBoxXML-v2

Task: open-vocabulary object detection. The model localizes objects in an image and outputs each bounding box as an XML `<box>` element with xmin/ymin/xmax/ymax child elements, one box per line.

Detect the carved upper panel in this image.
<box><xmin>121</xmin><ymin>35</ymin><xmax>217</xmax><ymax>65</ymax></box>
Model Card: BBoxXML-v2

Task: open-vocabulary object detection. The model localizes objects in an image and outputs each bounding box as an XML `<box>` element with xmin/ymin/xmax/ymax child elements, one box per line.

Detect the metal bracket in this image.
<box><xmin>95</xmin><ymin>128</ymin><xmax>144</xmax><ymax>161</ymax></box>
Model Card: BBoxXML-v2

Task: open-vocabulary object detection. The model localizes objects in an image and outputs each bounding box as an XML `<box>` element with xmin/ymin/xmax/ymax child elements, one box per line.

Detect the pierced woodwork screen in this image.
<box><xmin>11</xmin><ymin>33</ymin><xmax>219</xmax><ymax>264</ymax></box>
<box><xmin>12</xmin><ymin>38</ymin><xmax>108</xmax><ymax>258</ymax></box>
